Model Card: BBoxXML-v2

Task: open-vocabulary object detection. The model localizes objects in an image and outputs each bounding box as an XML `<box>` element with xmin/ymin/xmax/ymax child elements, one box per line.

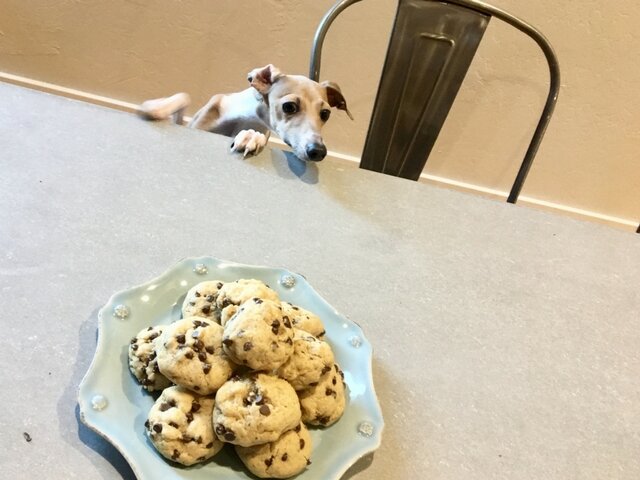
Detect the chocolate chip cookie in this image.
<box><xmin>235</xmin><ymin>423</ymin><xmax>312</xmax><ymax>479</ymax></box>
<box><xmin>222</xmin><ymin>298</ymin><xmax>294</xmax><ymax>371</ymax></box>
<box><xmin>145</xmin><ymin>386</ymin><xmax>223</xmax><ymax>465</ymax></box>
<box><xmin>276</xmin><ymin>329</ymin><xmax>335</xmax><ymax>391</ymax></box>
<box><xmin>216</xmin><ymin>279</ymin><xmax>279</xmax><ymax>325</ymax></box>
<box><xmin>156</xmin><ymin>317</ymin><xmax>236</xmax><ymax>395</ymax></box>
<box><xmin>213</xmin><ymin>373</ymin><xmax>301</xmax><ymax>447</ymax></box>
<box><xmin>298</xmin><ymin>363</ymin><xmax>347</xmax><ymax>427</ymax></box>
<box><xmin>128</xmin><ymin>325</ymin><xmax>172</xmax><ymax>392</ymax></box>
<box><xmin>181</xmin><ymin>280</ymin><xmax>225</xmax><ymax>322</ymax></box>
<box><xmin>280</xmin><ymin>302</ymin><xmax>325</xmax><ymax>338</ymax></box>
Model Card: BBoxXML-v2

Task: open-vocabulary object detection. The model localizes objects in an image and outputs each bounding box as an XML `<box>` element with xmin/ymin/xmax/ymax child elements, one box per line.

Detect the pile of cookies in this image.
<box><xmin>127</xmin><ymin>278</ymin><xmax>347</xmax><ymax>479</ymax></box>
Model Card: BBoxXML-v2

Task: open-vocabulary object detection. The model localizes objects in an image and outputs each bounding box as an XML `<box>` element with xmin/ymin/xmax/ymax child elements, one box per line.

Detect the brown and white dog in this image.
<box><xmin>138</xmin><ymin>64</ymin><xmax>352</xmax><ymax>161</ymax></box>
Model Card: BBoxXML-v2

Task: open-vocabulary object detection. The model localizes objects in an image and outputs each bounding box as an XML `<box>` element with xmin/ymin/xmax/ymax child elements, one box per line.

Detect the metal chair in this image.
<box><xmin>310</xmin><ymin>0</ymin><xmax>560</xmax><ymax>203</ymax></box>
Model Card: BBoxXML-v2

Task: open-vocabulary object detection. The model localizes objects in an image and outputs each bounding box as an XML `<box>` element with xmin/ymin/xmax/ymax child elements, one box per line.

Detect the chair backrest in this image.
<box><xmin>310</xmin><ymin>0</ymin><xmax>560</xmax><ymax>204</ymax></box>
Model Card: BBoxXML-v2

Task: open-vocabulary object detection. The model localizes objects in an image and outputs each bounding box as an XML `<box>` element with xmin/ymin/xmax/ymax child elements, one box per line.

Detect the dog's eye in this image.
<box><xmin>282</xmin><ymin>102</ymin><xmax>298</xmax><ymax>115</ymax></box>
<box><xmin>320</xmin><ymin>109</ymin><xmax>331</xmax><ymax>122</ymax></box>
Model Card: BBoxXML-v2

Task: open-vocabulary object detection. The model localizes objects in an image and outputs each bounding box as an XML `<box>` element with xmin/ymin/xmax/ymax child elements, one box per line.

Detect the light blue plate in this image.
<box><xmin>78</xmin><ymin>257</ymin><xmax>383</xmax><ymax>479</ymax></box>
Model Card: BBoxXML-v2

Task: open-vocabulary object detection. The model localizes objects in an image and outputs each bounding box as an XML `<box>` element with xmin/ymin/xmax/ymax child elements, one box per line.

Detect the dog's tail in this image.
<box><xmin>138</xmin><ymin>92</ymin><xmax>191</xmax><ymax>124</ymax></box>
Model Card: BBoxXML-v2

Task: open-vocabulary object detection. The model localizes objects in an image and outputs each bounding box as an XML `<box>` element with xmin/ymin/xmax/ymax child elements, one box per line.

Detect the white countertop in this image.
<box><xmin>1</xmin><ymin>83</ymin><xmax>638</xmax><ymax>479</ymax></box>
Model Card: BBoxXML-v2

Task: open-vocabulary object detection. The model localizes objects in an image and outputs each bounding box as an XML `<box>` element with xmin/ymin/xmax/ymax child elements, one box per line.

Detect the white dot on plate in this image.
<box><xmin>357</xmin><ymin>421</ymin><xmax>374</xmax><ymax>437</ymax></box>
<box><xmin>349</xmin><ymin>335</ymin><xmax>362</xmax><ymax>348</ymax></box>
<box><xmin>113</xmin><ymin>304</ymin><xmax>130</xmax><ymax>319</ymax></box>
<box><xmin>279</xmin><ymin>274</ymin><xmax>296</xmax><ymax>289</ymax></box>
<box><xmin>193</xmin><ymin>263</ymin><xmax>208</xmax><ymax>275</ymax></box>
<box><xmin>91</xmin><ymin>395</ymin><xmax>108</xmax><ymax>411</ymax></box>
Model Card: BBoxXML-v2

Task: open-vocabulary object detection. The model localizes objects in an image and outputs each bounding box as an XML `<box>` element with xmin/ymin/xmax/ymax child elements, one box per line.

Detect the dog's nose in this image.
<box><xmin>306</xmin><ymin>143</ymin><xmax>327</xmax><ymax>161</ymax></box>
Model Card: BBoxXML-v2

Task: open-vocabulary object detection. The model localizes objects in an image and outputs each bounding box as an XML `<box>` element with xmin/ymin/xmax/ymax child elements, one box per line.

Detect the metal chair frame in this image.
<box><xmin>310</xmin><ymin>0</ymin><xmax>560</xmax><ymax>204</ymax></box>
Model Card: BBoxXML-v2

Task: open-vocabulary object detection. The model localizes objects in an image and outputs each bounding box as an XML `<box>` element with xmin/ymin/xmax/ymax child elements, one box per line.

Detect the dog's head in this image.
<box><xmin>248</xmin><ymin>64</ymin><xmax>352</xmax><ymax>162</ymax></box>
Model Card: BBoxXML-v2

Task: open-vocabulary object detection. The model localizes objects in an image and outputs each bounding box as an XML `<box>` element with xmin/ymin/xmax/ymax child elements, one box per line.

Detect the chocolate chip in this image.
<box><xmin>271</xmin><ymin>320</ymin><xmax>280</xmax><ymax>334</ymax></box>
<box><xmin>309</xmin><ymin>382</ymin><xmax>318</xmax><ymax>387</ymax></box>
<box><xmin>130</xmin><ymin>337</ymin><xmax>137</xmax><ymax>344</ymax></box>
<box><xmin>206</xmin><ymin>442</ymin><xmax>213</xmax><ymax>448</ymax></box>
<box><xmin>196</xmin><ymin>436</ymin><xmax>203</xmax><ymax>444</ymax></box>
<box><xmin>318</xmin><ymin>330</ymin><xmax>326</xmax><ymax>337</ymax></box>
<box><xmin>334</xmin><ymin>364</ymin><xmax>339</xmax><ymax>372</ymax></box>
<box><xmin>153</xmin><ymin>423</ymin><xmax>163</xmax><ymax>433</ymax></box>
<box><xmin>191</xmin><ymin>401</ymin><xmax>201</xmax><ymax>413</ymax></box>
<box><xmin>215</xmin><ymin>424</ymin><xmax>226</xmax><ymax>436</ymax></box>
<box><xmin>317</xmin><ymin>415</ymin><xmax>330</xmax><ymax>425</ymax></box>
<box><xmin>281</xmin><ymin>453</ymin><xmax>288</xmax><ymax>461</ymax></box>
<box><xmin>149</xmin><ymin>352</ymin><xmax>156</xmax><ymax>360</ymax></box>
<box><xmin>243</xmin><ymin>341</ymin><xmax>253</xmax><ymax>351</ymax></box>
<box><xmin>283</xmin><ymin>316</ymin><xmax>292</xmax><ymax>328</ymax></box>
<box><xmin>294</xmin><ymin>424</ymin><xmax>301</xmax><ymax>433</ymax></box>
<box><xmin>292</xmin><ymin>305</ymin><xmax>300</xmax><ymax>311</ymax></box>
<box><xmin>259</xmin><ymin>404</ymin><xmax>271</xmax><ymax>416</ymax></box>
<box><xmin>325</xmin><ymin>388</ymin><xmax>334</xmax><ymax>396</ymax></box>
<box><xmin>205</xmin><ymin>346</ymin><xmax>215</xmax><ymax>354</ymax></box>
<box><xmin>332</xmin><ymin>377</ymin><xmax>337</xmax><ymax>385</ymax></box>
<box><xmin>148</xmin><ymin>332</ymin><xmax>159</xmax><ymax>341</ymax></box>
<box><xmin>203</xmin><ymin>363</ymin><xmax>211</xmax><ymax>374</ymax></box>
<box><xmin>217</xmin><ymin>282</ymin><xmax>223</xmax><ymax>289</ymax></box>
<box><xmin>206</xmin><ymin>295</ymin><xmax>215</xmax><ymax>302</ymax></box>
<box><xmin>193</xmin><ymin>385</ymin><xmax>200</xmax><ymax>391</ymax></box>
<box><xmin>201</xmin><ymin>305</ymin><xmax>211</xmax><ymax>314</ymax></box>
<box><xmin>171</xmin><ymin>449</ymin><xmax>180</xmax><ymax>460</ymax></box>
<box><xmin>321</xmin><ymin>366</ymin><xmax>331</xmax><ymax>375</ymax></box>
<box><xmin>186</xmin><ymin>412</ymin><xmax>193</xmax><ymax>423</ymax></box>
<box><xmin>189</xmin><ymin>301</ymin><xmax>196</xmax><ymax>306</ymax></box>
<box><xmin>193</xmin><ymin>320</ymin><xmax>202</xmax><ymax>328</ymax></box>
<box><xmin>185</xmin><ymin>351</ymin><xmax>194</xmax><ymax>359</ymax></box>
<box><xmin>144</xmin><ymin>419</ymin><xmax>150</xmax><ymax>429</ymax></box>
<box><xmin>176</xmin><ymin>334</ymin><xmax>186</xmax><ymax>344</ymax></box>
<box><xmin>193</xmin><ymin>339</ymin><xmax>204</xmax><ymax>352</ymax></box>
<box><xmin>224</xmin><ymin>431</ymin><xmax>236</xmax><ymax>442</ymax></box>
<box><xmin>159</xmin><ymin>402</ymin><xmax>170</xmax><ymax>412</ymax></box>
<box><xmin>222</xmin><ymin>338</ymin><xmax>233</xmax><ymax>347</ymax></box>
<box><xmin>169</xmin><ymin>421</ymin><xmax>179</xmax><ymax>428</ymax></box>
<box><xmin>285</xmin><ymin>337</ymin><xmax>293</xmax><ymax>345</ymax></box>
<box><xmin>195</xmin><ymin>291</ymin><xmax>201</xmax><ymax>297</ymax></box>
<box><xmin>197</xmin><ymin>456</ymin><xmax>206</xmax><ymax>461</ymax></box>
<box><xmin>131</xmin><ymin>344</ymin><xmax>138</xmax><ymax>351</ymax></box>
<box><xmin>300</xmin><ymin>438</ymin><xmax>305</xmax><ymax>449</ymax></box>
<box><xmin>265</xmin><ymin>457</ymin><xmax>273</xmax><ymax>467</ymax></box>
<box><xmin>198</xmin><ymin>351</ymin><xmax>207</xmax><ymax>361</ymax></box>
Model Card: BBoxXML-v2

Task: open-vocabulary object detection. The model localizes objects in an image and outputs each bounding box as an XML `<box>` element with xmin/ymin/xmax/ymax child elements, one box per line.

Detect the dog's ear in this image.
<box><xmin>248</xmin><ymin>65</ymin><xmax>283</xmax><ymax>94</ymax></box>
<box><xmin>322</xmin><ymin>81</ymin><xmax>354</xmax><ymax>120</ymax></box>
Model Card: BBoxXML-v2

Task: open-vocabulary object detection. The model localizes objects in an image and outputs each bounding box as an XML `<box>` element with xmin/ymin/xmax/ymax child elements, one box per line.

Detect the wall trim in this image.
<box><xmin>2</xmin><ymin>71</ymin><xmax>637</xmax><ymax>233</ymax></box>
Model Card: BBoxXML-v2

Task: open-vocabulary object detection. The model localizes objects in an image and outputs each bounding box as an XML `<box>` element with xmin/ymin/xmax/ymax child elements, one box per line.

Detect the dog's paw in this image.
<box><xmin>230</xmin><ymin>129</ymin><xmax>269</xmax><ymax>157</ymax></box>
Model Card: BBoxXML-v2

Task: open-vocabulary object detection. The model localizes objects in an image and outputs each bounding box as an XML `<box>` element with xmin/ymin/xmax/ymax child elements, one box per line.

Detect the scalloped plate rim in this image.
<box><xmin>77</xmin><ymin>256</ymin><xmax>384</xmax><ymax>479</ymax></box>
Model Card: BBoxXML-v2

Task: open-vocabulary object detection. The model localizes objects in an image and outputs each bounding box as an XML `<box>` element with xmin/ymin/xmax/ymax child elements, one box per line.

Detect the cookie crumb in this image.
<box><xmin>23</xmin><ymin>432</ymin><xmax>32</xmax><ymax>443</ymax></box>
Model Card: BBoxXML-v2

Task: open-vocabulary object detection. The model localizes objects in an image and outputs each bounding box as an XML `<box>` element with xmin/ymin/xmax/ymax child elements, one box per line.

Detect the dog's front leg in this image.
<box><xmin>230</xmin><ymin>129</ymin><xmax>271</xmax><ymax>157</ymax></box>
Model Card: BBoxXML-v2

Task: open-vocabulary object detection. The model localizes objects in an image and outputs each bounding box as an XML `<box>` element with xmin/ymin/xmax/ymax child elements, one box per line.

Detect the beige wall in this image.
<box><xmin>1</xmin><ymin>0</ymin><xmax>638</xmax><ymax>225</ymax></box>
